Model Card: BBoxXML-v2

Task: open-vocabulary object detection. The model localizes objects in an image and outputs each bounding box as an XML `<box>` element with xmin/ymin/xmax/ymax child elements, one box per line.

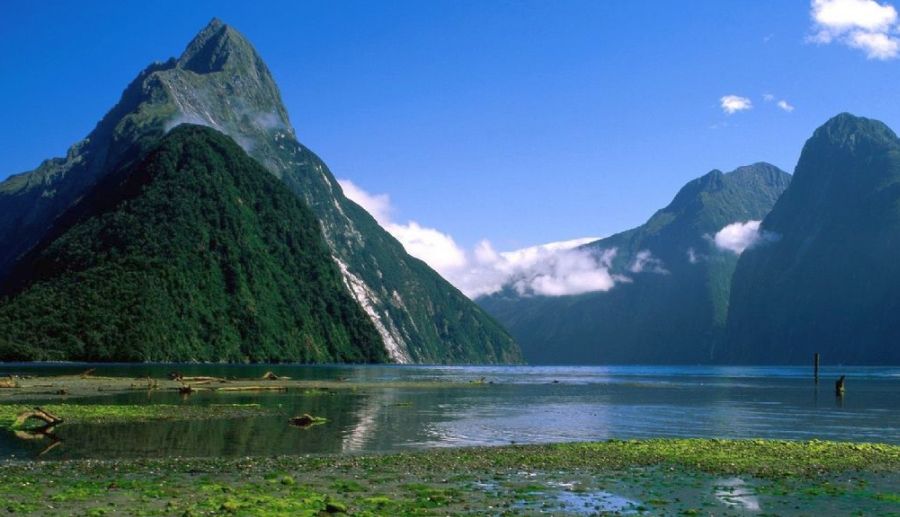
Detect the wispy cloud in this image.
<box><xmin>628</xmin><ymin>250</ymin><xmax>669</xmax><ymax>274</ymax></box>
<box><xmin>720</xmin><ymin>95</ymin><xmax>753</xmax><ymax>114</ymax></box>
<box><xmin>762</xmin><ymin>94</ymin><xmax>795</xmax><ymax>113</ymax></box>
<box><xmin>810</xmin><ymin>0</ymin><xmax>900</xmax><ymax>59</ymax></box>
<box><xmin>338</xmin><ymin>179</ymin><xmax>620</xmax><ymax>298</ymax></box>
<box><xmin>777</xmin><ymin>100</ymin><xmax>795</xmax><ymax>112</ymax></box>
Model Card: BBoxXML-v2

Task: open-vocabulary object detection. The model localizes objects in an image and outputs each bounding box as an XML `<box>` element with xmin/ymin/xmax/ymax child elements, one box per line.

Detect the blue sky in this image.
<box><xmin>2</xmin><ymin>0</ymin><xmax>900</xmax><ymax>258</ymax></box>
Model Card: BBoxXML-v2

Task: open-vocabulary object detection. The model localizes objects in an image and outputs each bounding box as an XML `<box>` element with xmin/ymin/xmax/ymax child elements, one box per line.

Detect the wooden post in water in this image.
<box><xmin>835</xmin><ymin>375</ymin><xmax>845</xmax><ymax>397</ymax></box>
<box><xmin>814</xmin><ymin>353</ymin><xmax>820</xmax><ymax>384</ymax></box>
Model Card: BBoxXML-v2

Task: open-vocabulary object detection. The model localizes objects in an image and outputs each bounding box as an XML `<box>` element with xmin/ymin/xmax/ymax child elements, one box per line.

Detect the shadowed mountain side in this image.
<box><xmin>480</xmin><ymin>163</ymin><xmax>791</xmax><ymax>364</ymax></box>
<box><xmin>725</xmin><ymin>113</ymin><xmax>900</xmax><ymax>365</ymax></box>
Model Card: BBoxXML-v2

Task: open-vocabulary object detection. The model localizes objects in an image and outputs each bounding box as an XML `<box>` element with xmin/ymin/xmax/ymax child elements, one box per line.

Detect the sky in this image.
<box><xmin>2</xmin><ymin>0</ymin><xmax>900</xmax><ymax>296</ymax></box>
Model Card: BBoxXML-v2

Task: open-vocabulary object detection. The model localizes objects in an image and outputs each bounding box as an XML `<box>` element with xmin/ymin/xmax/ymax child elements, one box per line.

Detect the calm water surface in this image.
<box><xmin>0</xmin><ymin>364</ymin><xmax>896</xmax><ymax>460</ymax></box>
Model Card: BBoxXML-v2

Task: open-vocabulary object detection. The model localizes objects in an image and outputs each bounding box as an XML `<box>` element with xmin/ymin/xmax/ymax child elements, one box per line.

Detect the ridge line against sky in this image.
<box><xmin>2</xmin><ymin>0</ymin><xmax>900</xmax><ymax>297</ymax></box>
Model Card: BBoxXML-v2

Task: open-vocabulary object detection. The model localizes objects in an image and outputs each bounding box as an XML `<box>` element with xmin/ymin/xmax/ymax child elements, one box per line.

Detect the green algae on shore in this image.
<box><xmin>0</xmin><ymin>403</ymin><xmax>271</xmax><ymax>429</ymax></box>
<box><xmin>0</xmin><ymin>439</ymin><xmax>897</xmax><ymax>515</ymax></box>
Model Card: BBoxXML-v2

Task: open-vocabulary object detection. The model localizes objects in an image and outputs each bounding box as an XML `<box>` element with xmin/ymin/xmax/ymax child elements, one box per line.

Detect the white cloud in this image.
<box><xmin>810</xmin><ymin>0</ymin><xmax>900</xmax><ymax>59</ymax></box>
<box><xmin>714</xmin><ymin>220</ymin><xmax>761</xmax><ymax>254</ymax></box>
<box><xmin>763</xmin><ymin>93</ymin><xmax>775</xmax><ymax>102</ymax></box>
<box><xmin>777</xmin><ymin>100</ymin><xmax>795</xmax><ymax>112</ymax></box>
<box><xmin>720</xmin><ymin>95</ymin><xmax>753</xmax><ymax>114</ymax></box>
<box><xmin>384</xmin><ymin>221</ymin><xmax>468</xmax><ymax>271</ymax></box>
<box><xmin>337</xmin><ymin>178</ymin><xmax>618</xmax><ymax>298</ymax></box>
<box><xmin>849</xmin><ymin>29</ymin><xmax>900</xmax><ymax>57</ymax></box>
<box><xmin>713</xmin><ymin>220</ymin><xmax>780</xmax><ymax>254</ymax></box>
<box><xmin>472</xmin><ymin>240</ymin><xmax>616</xmax><ymax>298</ymax></box>
<box><xmin>339</xmin><ymin>179</ymin><xmax>466</xmax><ymax>272</ymax></box>
<box><xmin>338</xmin><ymin>179</ymin><xmax>393</xmax><ymax>225</ymax></box>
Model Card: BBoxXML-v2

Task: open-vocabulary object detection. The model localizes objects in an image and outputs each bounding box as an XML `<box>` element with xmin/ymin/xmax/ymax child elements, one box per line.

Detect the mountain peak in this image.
<box><xmin>178</xmin><ymin>18</ymin><xmax>258</xmax><ymax>74</ymax></box>
<box><xmin>729</xmin><ymin>162</ymin><xmax>791</xmax><ymax>185</ymax></box>
<box><xmin>812</xmin><ymin>112</ymin><xmax>897</xmax><ymax>151</ymax></box>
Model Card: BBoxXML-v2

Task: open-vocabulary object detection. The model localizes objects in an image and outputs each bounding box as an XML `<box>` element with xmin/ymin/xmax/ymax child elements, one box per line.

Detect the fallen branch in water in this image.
<box><xmin>261</xmin><ymin>371</ymin><xmax>290</xmax><ymax>380</ymax></box>
<box><xmin>217</xmin><ymin>386</ymin><xmax>287</xmax><ymax>392</ymax></box>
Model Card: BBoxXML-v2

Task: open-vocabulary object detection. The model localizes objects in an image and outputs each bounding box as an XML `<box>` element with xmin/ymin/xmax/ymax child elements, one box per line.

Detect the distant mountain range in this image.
<box><xmin>0</xmin><ymin>19</ymin><xmax>521</xmax><ymax>364</ymax></box>
<box><xmin>481</xmin><ymin>113</ymin><xmax>900</xmax><ymax>365</ymax></box>
<box><xmin>479</xmin><ymin>163</ymin><xmax>792</xmax><ymax>364</ymax></box>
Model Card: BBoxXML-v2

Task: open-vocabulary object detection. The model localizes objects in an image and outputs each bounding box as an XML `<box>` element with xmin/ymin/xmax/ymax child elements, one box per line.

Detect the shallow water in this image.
<box><xmin>0</xmin><ymin>364</ymin><xmax>897</xmax><ymax>460</ymax></box>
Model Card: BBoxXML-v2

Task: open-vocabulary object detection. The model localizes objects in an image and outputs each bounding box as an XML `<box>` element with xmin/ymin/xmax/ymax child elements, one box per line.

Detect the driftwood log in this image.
<box><xmin>217</xmin><ymin>386</ymin><xmax>287</xmax><ymax>392</ymax></box>
<box><xmin>0</xmin><ymin>377</ymin><xmax>18</xmax><ymax>388</ymax></box>
<box><xmin>13</xmin><ymin>407</ymin><xmax>63</xmax><ymax>429</ymax></box>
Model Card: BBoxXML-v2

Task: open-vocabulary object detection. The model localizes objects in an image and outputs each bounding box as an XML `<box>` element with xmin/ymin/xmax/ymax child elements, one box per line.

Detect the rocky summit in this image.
<box><xmin>0</xmin><ymin>19</ymin><xmax>521</xmax><ymax>364</ymax></box>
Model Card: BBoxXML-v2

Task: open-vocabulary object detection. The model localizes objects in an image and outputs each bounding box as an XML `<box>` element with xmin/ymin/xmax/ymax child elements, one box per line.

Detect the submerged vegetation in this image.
<box><xmin>0</xmin><ymin>403</ymin><xmax>270</xmax><ymax>429</ymax></box>
<box><xmin>0</xmin><ymin>439</ymin><xmax>897</xmax><ymax>515</ymax></box>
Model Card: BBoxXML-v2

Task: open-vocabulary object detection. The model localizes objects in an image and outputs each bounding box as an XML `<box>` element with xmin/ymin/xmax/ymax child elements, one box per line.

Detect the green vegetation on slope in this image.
<box><xmin>0</xmin><ymin>19</ymin><xmax>520</xmax><ymax>365</ymax></box>
<box><xmin>725</xmin><ymin>113</ymin><xmax>900</xmax><ymax>364</ymax></box>
<box><xmin>0</xmin><ymin>125</ymin><xmax>385</xmax><ymax>363</ymax></box>
<box><xmin>480</xmin><ymin>163</ymin><xmax>791</xmax><ymax>364</ymax></box>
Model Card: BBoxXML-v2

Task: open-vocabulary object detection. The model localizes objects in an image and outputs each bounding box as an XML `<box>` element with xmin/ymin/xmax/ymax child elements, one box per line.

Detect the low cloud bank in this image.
<box><xmin>338</xmin><ymin>179</ymin><xmax>622</xmax><ymax>298</ymax></box>
<box><xmin>462</xmin><ymin>239</ymin><xmax>618</xmax><ymax>298</ymax></box>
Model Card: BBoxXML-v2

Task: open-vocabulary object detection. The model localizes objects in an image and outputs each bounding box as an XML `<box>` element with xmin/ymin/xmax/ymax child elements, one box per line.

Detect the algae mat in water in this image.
<box><xmin>0</xmin><ymin>439</ymin><xmax>897</xmax><ymax>515</ymax></box>
<box><xmin>0</xmin><ymin>404</ymin><xmax>271</xmax><ymax>429</ymax></box>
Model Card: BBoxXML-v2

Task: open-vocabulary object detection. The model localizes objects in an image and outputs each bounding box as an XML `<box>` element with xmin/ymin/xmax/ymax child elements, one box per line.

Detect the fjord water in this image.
<box><xmin>0</xmin><ymin>365</ymin><xmax>897</xmax><ymax>460</ymax></box>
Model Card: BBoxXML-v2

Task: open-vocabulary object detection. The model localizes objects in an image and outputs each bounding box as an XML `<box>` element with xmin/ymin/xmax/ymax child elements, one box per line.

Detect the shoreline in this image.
<box><xmin>0</xmin><ymin>373</ymin><xmax>493</xmax><ymax>402</ymax></box>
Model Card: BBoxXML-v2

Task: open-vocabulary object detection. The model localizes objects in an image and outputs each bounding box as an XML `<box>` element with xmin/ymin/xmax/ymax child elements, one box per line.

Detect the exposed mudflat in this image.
<box><xmin>0</xmin><ymin>439</ymin><xmax>897</xmax><ymax>515</ymax></box>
